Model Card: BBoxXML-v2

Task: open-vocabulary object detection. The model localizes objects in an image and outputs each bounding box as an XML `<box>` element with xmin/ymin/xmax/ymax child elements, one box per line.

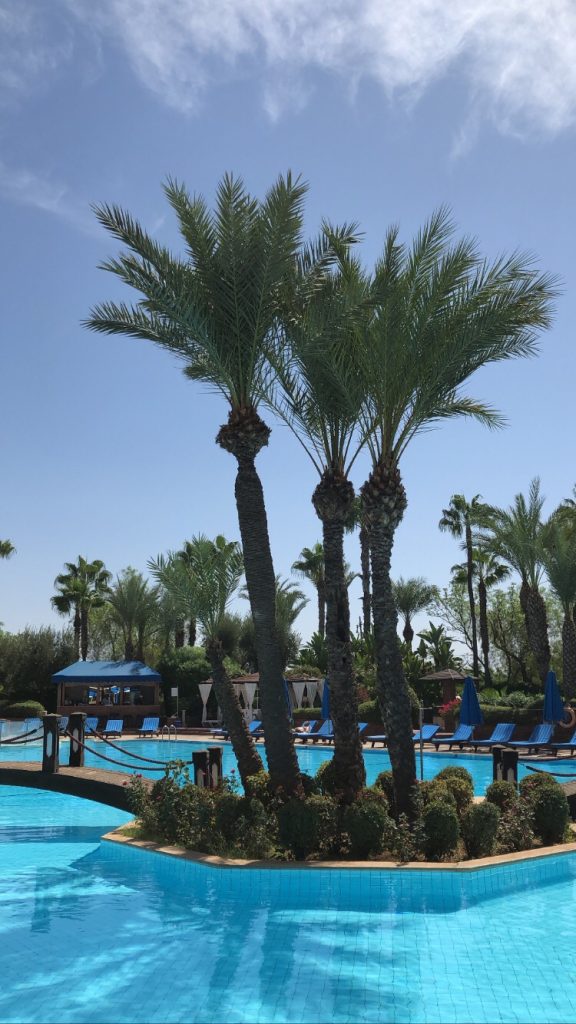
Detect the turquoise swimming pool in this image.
<box><xmin>0</xmin><ymin>736</ymin><xmax>571</xmax><ymax>794</ymax></box>
<box><xmin>0</xmin><ymin>783</ymin><xmax>576</xmax><ymax>1023</ymax></box>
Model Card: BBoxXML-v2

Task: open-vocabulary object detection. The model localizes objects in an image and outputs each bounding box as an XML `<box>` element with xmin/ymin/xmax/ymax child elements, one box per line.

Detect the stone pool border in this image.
<box><xmin>102</xmin><ymin>826</ymin><xmax>576</xmax><ymax>872</ymax></box>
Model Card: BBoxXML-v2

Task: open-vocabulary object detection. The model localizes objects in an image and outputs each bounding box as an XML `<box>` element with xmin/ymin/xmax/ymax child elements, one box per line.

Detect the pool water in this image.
<box><xmin>0</xmin><ymin>784</ymin><xmax>576</xmax><ymax>1023</ymax></box>
<box><xmin>1</xmin><ymin>737</ymin><xmax>573</xmax><ymax>794</ymax></box>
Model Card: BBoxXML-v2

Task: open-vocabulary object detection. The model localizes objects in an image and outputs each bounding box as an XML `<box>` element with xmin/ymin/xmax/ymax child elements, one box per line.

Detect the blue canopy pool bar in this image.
<box><xmin>52</xmin><ymin>660</ymin><xmax>162</xmax><ymax>729</ymax></box>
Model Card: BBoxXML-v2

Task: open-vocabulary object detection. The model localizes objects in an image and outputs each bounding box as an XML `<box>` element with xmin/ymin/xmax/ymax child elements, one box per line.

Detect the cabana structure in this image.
<box><xmin>52</xmin><ymin>660</ymin><xmax>162</xmax><ymax>729</ymax></box>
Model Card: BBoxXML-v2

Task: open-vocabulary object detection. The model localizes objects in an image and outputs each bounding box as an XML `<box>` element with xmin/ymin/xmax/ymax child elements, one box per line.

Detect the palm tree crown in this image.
<box><xmin>392</xmin><ymin>577</ymin><xmax>438</xmax><ymax>649</ymax></box>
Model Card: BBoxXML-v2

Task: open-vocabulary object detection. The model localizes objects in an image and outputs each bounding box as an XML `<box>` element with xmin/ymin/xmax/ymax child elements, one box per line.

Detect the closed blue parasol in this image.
<box><xmin>321</xmin><ymin>678</ymin><xmax>331</xmax><ymax>719</ymax></box>
<box><xmin>543</xmin><ymin>670</ymin><xmax>564</xmax><ymax>723</ymax></box>
<box><xmin>460</xmin><ymin>676</ymin><xmax>483</xmax><ymax>727</ymax></box>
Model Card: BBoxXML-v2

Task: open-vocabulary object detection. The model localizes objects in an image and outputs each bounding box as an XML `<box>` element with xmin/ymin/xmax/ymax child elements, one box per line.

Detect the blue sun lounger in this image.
<box><xmin>368</xmin><ymin>723</ymin><xmax>440</xmax><ymax>748</ymax></box>
<box><xmin>323</xmin><ymin>722</ymin><xmax>369</xmax><ymax>746</ymax></box>
<box><xmin>298</xmin><ymin>719</ymin><xmax>333</xmax><ymax>744</ymax></box>
<box><xmin>100</xmin><ymin>719</ymin><xmax>123</xmax><ymax>738</ymax></box>
<box><xmin>551</xmin><ymin>729</ymin><xmax>576</xmax><ymax>755</ymax></box>
<box><xmin>58</xmin><ymin>716</ymin><xmax>69</xmax><ymax>735</ymax></box>
<box><xmin>292</xmin><ymin>720</ymin><xmax>319</xmax><ymax>741</ymax></box>
<box><xmin>432</xmin><ymin>724</ymin><xmax>474</xmax><ymax>750</ymax></box>
<box><xmin>138</xmin><ymin>716</ymin><xmax>160</xmax><ymax>736</ymax></box>
<box><xmin>85</xmin><ymin>717</ymin><xmax>99</xmax><ymax>734</ymax></box>
<box><xmin>470</xmin><ymin>723</ymin><xmax>515</xmax><ymax>751</ymax></box>
<box><xmin>211</xmin><ymin>720</ymin><xmax>262</xmax><ymax>740</ymax></box>
<box><xmin>506</xmin><ymin>723</ymin><xmax>553</xmax><ymax>753</ymax></box>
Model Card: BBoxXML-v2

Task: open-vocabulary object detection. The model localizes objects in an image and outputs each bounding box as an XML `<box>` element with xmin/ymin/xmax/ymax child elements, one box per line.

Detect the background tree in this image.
<box><xmin>541</xmin><ymin>518</ymin><xmax>576</xmax><ymax>698</ymax></box>
<box><xmin>438</xmin><ymin>494</ymin><xmax>494</xmax><ymax>678</ymax></box>
<box><xmin>392</xmin><ymin>577</ymin><xmax>438</xmax><ymax>650</ymax></box>
<box><xmin>292</xmin><ymin>543</ymin><xmax>326</xmax><ymax>638</ymax></box>
<box><xmin>359</xmin><ymin>209</ymin><xmax>555</xmax><ymax>815</ymax></box>
<box><xmin>86</xmin><ymin>172</ymin><xmax>307</xmax><ymax>794</ymax></box>
<box><xmin>106</xmin><ymin>568</ymin><xmax>157</xmax><ymax>662</ymax></box>
<box><xmin>0</xmin><ymin>540</ymin><xmax>15</xmax><ymax>559</ymax></box>
<box><xmin>150</xmin><ymin>536</ymin><xmax>264</xmax><ymax>786</ymax></box>
<box><xmin>52</xmin><ymin>556</ymin><xmax>111</xmax><ymax>660</ymax></box>
<box><xmin>239</xmin><ymin>577</ymin><xmax>308</xmax><ymax>672</ymax></box>
<box><xmin>0</xmin><ymin>626</ymin><xmax>76</xmax><ymax>711</ymax></box>
<box><xmin>451</xmin><ymin>548</ymin><xmax>509</xmax><ymax>687</ymax></box>
<box><xmin>488</xmin><ymin>479</ymin><xmax>551</xmax><ymax>682</ymax></box>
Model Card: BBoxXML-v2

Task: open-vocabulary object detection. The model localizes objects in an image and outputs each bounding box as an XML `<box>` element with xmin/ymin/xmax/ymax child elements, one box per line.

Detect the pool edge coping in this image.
<box><xmin>102</xmin><ymin>828</ymin><xmax>576</xmax><ymax>873</ymax></box>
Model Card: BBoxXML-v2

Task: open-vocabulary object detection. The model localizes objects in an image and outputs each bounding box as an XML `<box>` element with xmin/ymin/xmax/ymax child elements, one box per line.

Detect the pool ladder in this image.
<box><xmin>161</xmin><ymin>724</ymin><xmax>177</xmax><ymax>741</ymax></box>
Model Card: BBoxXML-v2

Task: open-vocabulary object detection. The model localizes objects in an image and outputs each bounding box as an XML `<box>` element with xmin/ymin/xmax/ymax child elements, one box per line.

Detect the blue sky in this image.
<box><xmin>1</xmin><ymin>0</ymin><xmax>575</xmax><ymax>645</ymax></box>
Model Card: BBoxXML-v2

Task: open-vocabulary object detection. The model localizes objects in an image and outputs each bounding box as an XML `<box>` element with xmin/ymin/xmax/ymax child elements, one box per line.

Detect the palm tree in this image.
<box><xmin>150</xmin><ymin>537</ymin><xmax>264</xmax><ymax>786</ymax></box>
<box><xmin>106</xmin><ymin>569</ymin><xmax>158</xmax><ymax>662</ymax></box>
<box><xmin>439</xmin><ymin>495</ymin><xmax>494</xmax><ymax>677</ymax></box>
<box><xmin>271</xmin><ymin>252</ymin><xmax>369</xmax><ymax>799</ymax></box>
<box><xmin>0</xmin><ymin>540</ymin><xmax>15</xmax><ymax>559</ymax></box>
<box><xmin>541</xmin><ymin>518</ymin><xmax>576</xmax><ymax>698</ymax></box>
<box><xmin>392</xmin><ymin>577</ymin><xmax>438</xmax><ymax>650</ymax></box>
<box><xmin>85</xmin><ymin>174</ymin><xmax>308</xmax><ymax>794</ymax></box>
<box><xmin>488</xmin><ymin>479</ymin><xmax>551</xmax><ymax>682</ymax></box>
<box><xmin>292</xmin><ymin>544</ymin><xmax>326</xmax><ymax>637</ymax></box>
<box><xmin>451</xmin><ymin>550</ymin><xmax>509</xmax><ymax>687</ymax></box>
<box><xmin>52</xmin><ymin>556</ymin><xmax>111</xmax><ymax>660</ymax></box>
<box><xmin>359</xmin><ymin>209</ymin><xmax>556</xmax><ymax>815</ymax></box>
<box><xmin>349</xmin><ymin>497</ymin><xmax>372</xmax><ymax>638</ymax></box>
<box><xmin>175</xmin><ymin>540</ymin><xmax>199</xmax><ymax>645</ymax></box>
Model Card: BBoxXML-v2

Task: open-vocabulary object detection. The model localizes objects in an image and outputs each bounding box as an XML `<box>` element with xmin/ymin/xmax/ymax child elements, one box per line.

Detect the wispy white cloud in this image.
<box><xmin>0</xmin><ymin>161</ymin><xmax>99</xmax><ymax>236</ymax></box>
<box><xmin>4</xmin><ymin>0</ymin><xmax>576</xmax><ymax>140</ymax></box>
<box><xmin>0</xmin><ymin>3</ymin><xmax>73</xmax><ymax>103</ymax></box>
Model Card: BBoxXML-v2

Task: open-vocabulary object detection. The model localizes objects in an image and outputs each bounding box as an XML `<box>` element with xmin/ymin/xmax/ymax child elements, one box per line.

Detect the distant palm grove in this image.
<box><xmin>1</xmin><ymin>172</ymin><xmax>561</xmax><ymax>822</ymax></box>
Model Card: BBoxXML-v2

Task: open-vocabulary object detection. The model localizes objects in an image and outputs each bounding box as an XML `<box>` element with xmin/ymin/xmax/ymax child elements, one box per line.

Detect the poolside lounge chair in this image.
<box><xmin>470</xmin><ymin>723</ymin><xmax>515</xmax><ymax>751</ymax></box>
<box><xmin>299</xmin><ymin>719</ymin><xmax>333</xmax><ymax>744</ymax></box>
<box><xmin>432</xmin><ymin>724</ymin><xmax>474</xmax><ymax>751</ymax></box>
<box><xmin>58</xmin><ymin>716</ymin><xmax>69</xmax><ymax>735</ymax></box>
<box><xmin>551</xmin><ymin>728</ymin><xmax>576</xmax><ymax>755</ymax></box>
<box><xmin>138</xmin><ymin>716</ymin><xmax>160</xmax><ymax>737</ymax></box>
<box><xmin>368</xmin><ymin>723</ymin><xmax>440</xmax><ymax>749</ymax></box>
<box><xmin>100</xmin><ymin>719</ymin><xmax>123</xmax><ymax>738</ymax></box>
<box><xmin>323</xmin><ymin>722</ymin><xmax>369</xmax><ymax>746</ymax></box>
<box><xmin>210</xmin><ymin>720</ymin><xmax>262</xmax><ymax>741</ymax></box>
<box><xmin>85</xmin><ymin>716</ymin><xmax>99</xmax><ymax>735</ymax></box>
<box><xmin>505</xmin><ymin>723</ymin><xmax>553</xmax><ymax>753</ymax></box>
<box><xmin>292</xmin><ymin>720</ymin><xmax>317</xmax><ymax>741</ymax></box>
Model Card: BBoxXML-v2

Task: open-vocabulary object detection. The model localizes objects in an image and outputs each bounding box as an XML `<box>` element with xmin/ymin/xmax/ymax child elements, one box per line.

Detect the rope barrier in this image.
<box><xmin>63</xmin><ymin>730</ymin><xmax>195</xmax><ymax>772</ymax></box>
<box><xmin>523</xmin><ymin>764</ymin><xmax>576</xmax><ymax>779</ymax></box>
<box><xmin>89</xmin><ymin>730</ymin><xmax>179</xmax><ymax>765</ymax></box>
<box><xmin>0</xmin><ymin>726</ymin><xmax>42</xmax><ymax>746</ymax></box>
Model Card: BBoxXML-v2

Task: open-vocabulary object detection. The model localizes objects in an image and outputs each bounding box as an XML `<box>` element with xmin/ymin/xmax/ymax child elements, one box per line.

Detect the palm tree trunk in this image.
<box><xmin>188</xmin><ymin>618</ymin><xmax>197</xmax><ymax>646</ymax></box>
<box><xmin>73</xmin><ymin>605</ymin><xmax>81</xmax><ymax>660</ymax></box>
<box><xmin>359</xmin><ymin>521</ymin><xmax>371</xmax><ymax>637</ymax></box>
<box><xmin>403</xmin><ymin>617</ymin><xmax>414</xmax><ymax>649</ymax></box>
<box><xmin>80</xmin><ymin>607</ymin><xmax>89</xmax><ymax>661</ymax></box>
<box><xmin>206</xmin><ymin>639</ymin><xmax>264</xmax><ymax>786</ymax></box>
<box><xmin>465</xmin><ymin>524</ymin><xmax>479</xmax><ymax>678</ymax></box>
<box><xmin>526</xmin><ymin>586</ymin><xmax>551</xmax><ymax>683</ymax></box>
<box><xmin>217</xmin><ymin>408</ymin><xmax>301</xmax><ymax>795</ymax></box>
<box><xmin>125</xmin><ymin>632</ymin><xmax>135</xmax><ymax>661</ymax></box>
<box><xmin>175</xmin><ymin>623</ymin><xmax>185</xmax><ymax>648</ymax></box>
<box><xmin>478</xmin><ymin>578</ymin><xmax>491</xmax><ymax>688</ymax></box>
<box><xmin>562</xmin><ymin>613</ymin><xmax>576</xmax><ymax>700</ymax></box>
<box><xmin>362</xmin><ymin>458</ymin><xmax>416</xmax><ymax>818</ymax></box>
<box><xmin>313</xmin><ymin>471</ymin><xmax>365</xmax><ymax>801</ymax></box>
<box><xmin>317</xmin><ymin>583</ymin><xmax>326</xmax><ymax>639</ymax></box>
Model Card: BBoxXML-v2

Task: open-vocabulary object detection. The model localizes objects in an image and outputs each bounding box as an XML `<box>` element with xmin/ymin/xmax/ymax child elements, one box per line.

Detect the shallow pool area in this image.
<box><xmin>1</xmin><ymin>783</ymin><xmax>576</xmax><ymax>1022</ymax></box>
<box><xmin>1</xmin><ymin>736</ymin><xmax>573</xmax><ymax>795</ymax></box>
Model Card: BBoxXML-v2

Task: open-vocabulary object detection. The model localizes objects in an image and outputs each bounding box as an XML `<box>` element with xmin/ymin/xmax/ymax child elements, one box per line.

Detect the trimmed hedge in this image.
<box><xmin>462</xmin><ymin>802</ymin><xmax>500</xmax><ymax>858</ymax></box>
<box><xmin>423</xmin><ymin>801</ymin><xmax>460</xmax><ymax>860</ymax></box>
<box><xmin>3</xmin><ymin>701</ymin><xmax>46</xmax><ymax>719</ymax></box>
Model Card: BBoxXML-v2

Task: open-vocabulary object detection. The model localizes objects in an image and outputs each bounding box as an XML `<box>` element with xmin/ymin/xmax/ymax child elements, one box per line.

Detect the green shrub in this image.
<box><xmin>315</xmin><ymin>758</ymin><xmax>338</xmax><ymax>796</ymax></box>
<box><xmin>422</xmin><ymin>801</ymin><xmax>460</xmax><ymax>860</ymax></box>
<box><xmin>374</xmin><ymin>771</ymin><xmax>395</xmax><ymax>815</ymax></box>
<box><xmin>300</xmin><ymin>772</ymin><xmax>319</xmax><ymax>796</ymax></box>
<box><xmin>496</xmin><ymin>808</ymin><xmax>534</xmax><ymax>854</ymax></box>
<box><xmin>244</xmin><ymin>771</ymin><xmax>272</xmax><ymax>805</ymax></box>
<box><xmin>433</xmin><ymin>768</ymin><xmax>474</xmax><ymax>817</ymax></box>
<box><xmin>461</xmin><ymin>802</ymin><xmax>501</xmax><ymax>858</ymax></box>
<box><xmin>519</xmin><ymin>772</ymin><xmax>558</xmax><ymax>803</ymax></box>
<box><xmin>479</xmin><ymin>688</ymin><xmax>502</xmax><ymax>704</ymax></box>
<box><xmin>229</xmin><ymin>798</ymin><xmax>278</xmax><ymax>860</ymax></box>
<box><xmin>485</xmin><ymin>780</ymin><xmax>519</xmax><ymax>814</ymax></box>
<box><xmin>419</xmin><ymin>780</ymin><xmax>457</xmax><ymax>809</ymax></box>
<box><xmin>3</xmin><ymin>700</ymin><xmax>46</xmax><ymax>719</ymax></box>
<box><xmin>357</xmin><ymin>699</ymin><xmax>383</xmax><ymax>725</ymax></box>
<box><xmin>532</xmin><ymin>786</ymin><xmax>570</xmax><ymax>845</ymax></box>
<box><xmin>277</xmin><ymin>796</ymin><xmax>338</xmax><ymax>859</ymax></box>
<box><xmin>175</xmin><ymin>785</ymin><xmax>218</xmax><ymax>852</ymax></box>
<box><xmin>214</xmin><ymin>793</ymin><xmax>244</xmax><ymax>841</ymax></box>
<box><xmin>292</xmin><ymin>708</ymin><xmax>322</xmax><ymax>723</ymax></box>
<box><xmin>342</xmin><ymin>793</ymin><xmax>394</xmax><ymax>858</ymax></box>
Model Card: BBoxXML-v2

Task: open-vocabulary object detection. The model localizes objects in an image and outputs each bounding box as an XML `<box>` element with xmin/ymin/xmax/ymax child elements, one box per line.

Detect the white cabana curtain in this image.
<box><xmin>292</xmin><ymin>681</ymin><xmax>306</xmax><ymax>708</ymax></box>
<box><xmin>198</xmin><ymin>683</ymin><xmax>212</xmax><ymax>724</ymax></box>
<box><xmin>244</xmin><ymin>682</ymin><xmax>257</xmax><ymax>719</ymax></box>
<box><xmin>306</xmin><ymin>681</ymin><xmax>318</xmax><ymax>705</ymax></box>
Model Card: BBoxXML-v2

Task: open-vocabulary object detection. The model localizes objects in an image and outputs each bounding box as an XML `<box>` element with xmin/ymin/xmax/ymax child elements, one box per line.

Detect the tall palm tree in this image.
<box><xmin>541</xmin><ymin>518</ymin><xmax>576</xmax><ymax>698</ymax></box>
<box><xmin>150</xmin><ymin>537</ymin><xmax>264</xmax><ymax>786</ymax></box>
<box><xmin>271</xmin><ymin>251</ymin><xmax>369</xmax><ymax>799</ymax></box>
<box><xmin>439</xmin><ymin>495</ymin><xmax>494</xmax><ymax>677</ymax></box>
<box><xmin>175</xmin><ymin>540</ymin><xmax>199</xmax><ymax>645</ymax></box>
<box><xmin>106</xmin><ymin>569</ymin><xmax>158</xmax><ymax>662</ymax></box>
<box><xmin>52</xmin><ymin>557</ymin><xmax>111</xmax><ymax>660</ymax></box>
<box><xmin>0</xmin><ymin>540</ymin><xmax>15</xmax><ymax>559</ymax></box>
<box><xmin>292</xmin><ymin>543</ymin><xmax>326</xmax><ymax>638</ymax></box>
<box><xmin>85</xmin><ymin>174</ymin><xmax>308</xmax><ymax>794</ymax></box>
<box><xmin>488</xmin><ymin>479</ymin><xmax>550</xmax><ymax>682</ymax></box>
<box><xmin>392</xmin><ymin>577</ymin><xmax>438</xmax><ymax>650</ymax></box>
<box><xmin>451</xmin><ymin>550</ymin><xmax>509</xmax><ymax>687</ymax></box>
<box><xmin>349</xmin><ymin>497</ymin><xmax>372</xmax><ymax>638</ymax></box>
<box><xmin>359</xmin><ymin>210</ymin><xmax>556</xmax><ymax>815</ymax></box>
